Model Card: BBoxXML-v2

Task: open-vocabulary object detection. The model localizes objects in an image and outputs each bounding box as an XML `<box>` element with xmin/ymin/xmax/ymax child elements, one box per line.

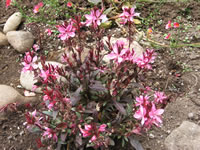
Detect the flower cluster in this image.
<box><xmin>106</xmin><ymin>41</ymin><xmax>156</xmax><ymax>70</ymax></box>
<box><xmin>22</xmin><ymin>51</ymin><xmax>38</xmax><ymax>72</ymax></box>
<box><xmin>45</xmin><ymin>28</ymin><xmax>52</xmax><ymax>36</ymax></box>
<box><xmin>165</xmin><ymin>20</ymin><xmax>180</xmax><ymax>40</ymax></box>
<box><xmin>134</xmin><ymin>49</ymin><xmax>156</xmax><ymax>70</ymax></box>
<box><xmin>85</xmin><ymin>8</ymin><xmax>108</xmax><ymax>29</ymax></box>
<box><xmin>106</xmin><ymin>40</ymin><xmax>134</xmax><ymax>64</ymax></box>
<box><xmin>6</xmin><ymin>0</ymin><xmax>11</xmax><ymax>8</ymax></box>
<box><xmin>79</xmin><ymin>123</ymin><xmax>107</xmax><ymax>148</ymax></box>
<box><xmin>57</xmin><ymin>22</ymin><xmax>76</xmax><ymax>41</ymax></box>
<box><xmin>165</xmin><ymin>20</ymin><xmax>179</xmax><ymax>29</ymax></box>
<box><xmin>33</xmin><ymin>2</ymin><xmax>44</xmax><ymax>13</ymax></box>
<box><xmin>133</xmin><ymin>91</ymin><xmax>167</xmax><ymax>133</ymax></box>
<box><xmin>119</xmin><ymin>6</ymin><xmax>140</xmax><ymax>24</ymax></box>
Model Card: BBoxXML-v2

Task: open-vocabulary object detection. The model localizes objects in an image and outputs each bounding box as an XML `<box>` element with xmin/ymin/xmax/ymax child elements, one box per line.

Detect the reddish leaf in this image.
<box><xmin>36</xmin><ymin>138</ymin><xmax>45</xmax><ymax>148</ymax></box>
<box><xmin>69</xmin><ymin>86</ymin><xmax>82</xmax><ymax>106</ymax></box>
<box><xmin>56</xmin><ymin>123</ymin><xmax>68</xmax><ymax>129</ymax></box>
<box><xmin>113</xmin><ymin>100</ymin><xmax>126</xmax><ymax>115</ymax></box>
<box><xmin>89</xmin><ymin>80</ymin><xmax>107</xmax><ymax>92</ymax></box>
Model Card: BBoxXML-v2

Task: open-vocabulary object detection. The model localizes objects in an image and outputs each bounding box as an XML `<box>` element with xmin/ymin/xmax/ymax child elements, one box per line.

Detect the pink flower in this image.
<box><xmin>57</xmin><ymin>23</ymin><xmax>76</xmax><ymax>40</ymax></box>
<box><xmin>43</xmin><ymin>94</ymin><xmax>51</xmax><ymax>101</ymax></box>
<box><xmin>6</xmin><ymin>0</ymin><xmax>11</xmax><ymax>8</ymax></box>
<box><xmin>135</xmin><ymin>95</ymin><xmax>149</xmax><ymax>106</ymax></box>
<box><xmin>22</xmin><ymin>52</ymin><xmax>38</xmax><ymax>72</ymax></box>
<box><xmin>134</xmin><ymin>105</ymin><xmax>147</xmax><ymax>125</ymax></box>
<box><xmin>165</xmin><ymin>20</ymin><xmax>172</xmax><ymax>29</ymax></box>
<box><xmin>45</xmin><ymin>29</ymin><xmax>52</xmax><ymax>36</ymax></box>
<box><xmin>149</xmin><ymin>103</ymin><xmax>164</xmax><ymax>127</ymax></box>
<box><xmin>132</xmin><ymin>126</ymin><xmax>142</xmax><ymax>135</ymax></box>
<box><xmin>119</xmin><ymin>6</ymin><xmax>140</xmax><ymax>24</ymax></box>
<box><xmin>85</xmin><ymin>8</ymin><xmax>108</xmax><ymax>29</ymax></box>
<box><xmin>79</xmin><ymin>124</ymin><xmax>92</xmax><ymax>137</ymax></box>
<box><xmin>135</xmin><ymin>49</ymin><xmax>156</xmax><ymax>70</ymax></box>
<box><xmin>32</xmin><ymin>85</ymin><xmax>38</xmax><ymax>91</ymax></box>
<box><xmin>33</xmin><ymin>2</ymin><xmax>44</xmax><ymax>13</ymax></box>
<box><xmin>43</xmin><ymin>127</ymin><xmax>58</xmax><ymax>141</ymax></box>
<box><xmin>63</xmin><ymin>97</ymin><xmax>71</xmax><ymax>103</ymax></box>
<box><xmin>173</xmin><ymin>22</ymin><xmax>179</xmax><ymax>28</ymax></box>
<box><xmin>165</xmin><ymin>21</ymin><xmax>179</xmax><ymax>29</ymax></box>
<box><xmin>33</xmin><ymin>44</ymin><xmax>40</xmax><ymax>51</ymax></box>
<box><xmin>40</xmin><ymin>69</ymin><xmax>49</xmax><ymax>81</ymax></box>
<box><xmin>164</xmin><ymin>33</ymin><xmax>171</xmax><ymax>40</ymax></box>
<box><xmin>98</xmin><ymin>124</ymin><xmax>107</xmax><ymax>132</ymax></box>
<box><xmin>147</xmin><ymin>28</ymin><xmax>153</xmax><ymax>34</ymax></box>
<box><xmin>47</xmin><ymin>101</ymin><xmax>57</xmax><ymax>110</ymax></box>
<box><xmin>90</xmin><ymin>135</ymin><xmax>97</xmax><ymax>142</ymax></box>
<box><xmin>143</xmin><ymin>86</ymin><xmax>151</xmax><ymax>94</ymax></box>
<box><xmin>79</xmin><ymin>123</ymin><xmax>107</xmax><ymax>143</ymax></box>
<box><xmin>106</xmin><ymin>40</ymin><xmax>129</xmax><ymax>64</ymax></box>
<box><xmin>67</xmin><ymin>2</ymin><xmax>73</xmax><ymax>7</ymax></box>
<box><xmin>154</xmin><ymin>91</ymin><xmax>167</xmax><ymax>103</ymax></box>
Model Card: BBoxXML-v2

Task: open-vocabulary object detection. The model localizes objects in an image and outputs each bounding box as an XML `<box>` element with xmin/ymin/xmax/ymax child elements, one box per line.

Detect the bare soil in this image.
<box><xmin>0</xmin><ymin>1</ymin><xmax>200</xmax><ymax>150</ymax></box>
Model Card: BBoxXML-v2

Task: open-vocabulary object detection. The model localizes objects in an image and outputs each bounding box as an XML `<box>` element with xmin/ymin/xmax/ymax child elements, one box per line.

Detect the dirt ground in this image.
<box><xmin>0</xmin><ymin>1</ymin><xmax>200</xmax><ymax>150</ymax></box>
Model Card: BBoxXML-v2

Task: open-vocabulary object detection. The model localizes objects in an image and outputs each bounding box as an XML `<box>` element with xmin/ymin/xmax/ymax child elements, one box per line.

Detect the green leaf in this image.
<box><xmin>100</xmin><ymin>21</ymin><xmax>112</xmax><ymax>29</ymax></box>
<box><xmin>88</xmin><ymin>0</ymin><xmax>102</xmax><ymax>5</ymax></box>
<box><xmin>76</xmin><ymin>112</ymin><xmax>81</xmax><ymax>119</ymax></box>
<box><xmin>104</xmin><ymin>7</ymin><xmax>114</xmax><ymax>15</ymax></box>
<box><xmin>27</xmin><ymin>125</ymin><xmax>41</xmax><ymax>133</ymax></box>
<box><xmin>42</xmin><ymin>110</ymin><xmax>53</xmax><ymax>117</ymax></box>
<box><xmin>133</xmin><ymin>19</ymin><xmax>141</xmax><ymax>24</ymax></box>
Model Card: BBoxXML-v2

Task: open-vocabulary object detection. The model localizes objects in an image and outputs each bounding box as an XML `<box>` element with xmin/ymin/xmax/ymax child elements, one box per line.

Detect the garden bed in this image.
<box><xmin>0</xmin><ymin>0</ymin><xmax>200</xmax><ymax>150</ymax></box>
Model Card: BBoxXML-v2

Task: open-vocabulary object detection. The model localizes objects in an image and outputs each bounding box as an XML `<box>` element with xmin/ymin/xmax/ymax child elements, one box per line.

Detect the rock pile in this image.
<box><xmin>0</xmin><ymin>12</ymin><xmax>34</xmax><ymax>53</ymax></box>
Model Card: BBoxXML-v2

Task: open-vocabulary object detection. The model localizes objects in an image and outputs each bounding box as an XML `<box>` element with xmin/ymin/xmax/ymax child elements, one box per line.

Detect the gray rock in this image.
<box><xmin>0</xmin><ymin>32</ymin><xmax>9</xmax><ymax>46</ymax></box>
<box><xmin>20</xmin><ymin>70</ymin><xmax>41</xmax><ymax>93</ymax></box>
<box><xmin>0</xmin><ymin>85</ymin><xmax>36</xmax><ymax>108</ymax></box>
<box><xmin>164</xmin><ymin>121</ymin><xmax>200</xmax><ymax>150</ymax></box>
<box><xmin>20</xmin><ymin>61</ymin><xmax>66</xmax><ymax>93</ymax></box>
<box><xmin>6</xmin><ymin>31</ymin><xmax>34</xmax><ymax>53</ymax></box>
<box><xmin>3</xmin><ymin>12</ymin><xmax>22</xmax><ymax>33</ymax></box>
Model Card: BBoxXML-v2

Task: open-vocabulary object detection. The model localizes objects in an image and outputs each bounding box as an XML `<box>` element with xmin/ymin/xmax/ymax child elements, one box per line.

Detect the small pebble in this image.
<box><xmin>188</xmin><ymin>112</ymin><xmax>194</xmax><ymax>119</ymax></box>
<box><xmin>7</xmin><ymin>135</ymin><xmax>12</xmax><ymax>140</ymax></box>
<box><xmin>19</xmin><ymin>131</ymin><xmax>24</xmax><ymax>136</ymax></box>
<box><xmin>17</xmin><ymin>85</ymin><xmax>23</xmax><ymax>88</ymax></box>
<box><xmin>149</xmin><ymin>133</ymin><xmax>155</xmax><ymax>139</ymax></box>
<box><xmin>166</xmin><ymin>130</ymin><xmax>171</xmax><ymax>134</ymax></box>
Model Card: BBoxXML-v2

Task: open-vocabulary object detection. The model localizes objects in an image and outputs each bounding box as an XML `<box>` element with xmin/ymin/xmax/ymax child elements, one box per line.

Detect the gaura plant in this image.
<box><xmin>22</xmin><ymin>6</ymin><xmax>168</xmax><ymax>150</ymax></box>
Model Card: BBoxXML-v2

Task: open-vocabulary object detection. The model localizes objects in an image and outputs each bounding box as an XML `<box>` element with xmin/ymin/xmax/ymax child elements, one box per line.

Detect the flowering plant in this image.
<box><xmin>22</xmin><ymin>6</ymin><xmax>168</xmax><ymax>149</ymax></box>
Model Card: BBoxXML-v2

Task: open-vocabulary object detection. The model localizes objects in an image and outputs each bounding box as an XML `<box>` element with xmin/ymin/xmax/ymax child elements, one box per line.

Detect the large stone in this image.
<box><xmin>164</xmin><ymin>121</ymin><xmax>200</xmax><ymax>150</ymax></box>
<box><xmin>0</xmin><ymin>32</ymin><xmax>9</xmax><ymax>46</ymax></box>
<box><xmin>20</xmin><ymin>61</ymin><xmax>66</xmax><ymax>93</ymax></box>
<box><xmin>0</xmin><ymin>85</ymin><xmax>36</xmax><ymax>108</ymax></box>
<box><xmin>7</xmin><ymin>31</ymin><xmax>34</xmax><ymax>53</ymax></box>
<box><xmin>3</xmin><ymin>12</ymin><xmax>22</xmax><ymax>33</ymax></box>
